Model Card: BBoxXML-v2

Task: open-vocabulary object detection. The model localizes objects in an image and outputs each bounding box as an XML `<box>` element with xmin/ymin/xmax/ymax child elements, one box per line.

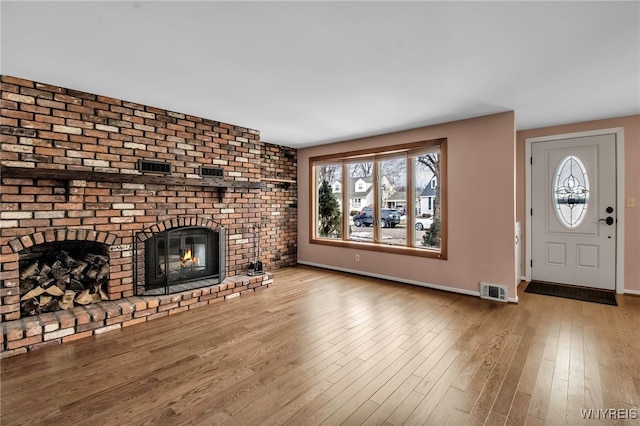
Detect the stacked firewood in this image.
<box><xmin>19</xmin><ymin>250</ymin><xmax>109</xmax><ymax>316</ymax></box>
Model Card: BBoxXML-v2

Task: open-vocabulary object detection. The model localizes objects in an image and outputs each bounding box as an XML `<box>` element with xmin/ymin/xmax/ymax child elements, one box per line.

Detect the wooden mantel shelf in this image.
<box><xmin>0</xmin><ymin>165</ymin><xmax>263</xmax><ymax>189</ymax></box>
<box><xmin>260</xmin><ymin>177</ymin><xmax>297</xmax><ymax>184</ymax></box>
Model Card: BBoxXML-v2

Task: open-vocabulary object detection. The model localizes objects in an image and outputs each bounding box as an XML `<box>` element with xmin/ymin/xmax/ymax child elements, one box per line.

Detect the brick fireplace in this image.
<box><xmin>0</xmin><ymin>76</ymin><xmax>297</xmax><ymax>357</ymax></box>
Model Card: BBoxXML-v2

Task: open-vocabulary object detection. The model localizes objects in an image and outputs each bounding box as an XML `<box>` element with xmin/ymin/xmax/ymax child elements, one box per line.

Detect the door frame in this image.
<box><xmin>525</xmin><ymin>128</ymin><xmax>625</xmax><ymax>293</ymax></box>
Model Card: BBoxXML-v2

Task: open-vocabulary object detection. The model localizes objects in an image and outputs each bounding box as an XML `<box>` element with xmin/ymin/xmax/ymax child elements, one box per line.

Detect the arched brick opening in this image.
<box><xmin>7</xmin><ymin>229</ymin><xmax>120</xmax><ymax>254</ymax></box>
<box><xmin>136</xmin><ymin>217</ymin><xmax>222</xmax><ymax>243</ymax></box>
<box><xmin>4</xmin><ymin>229</ymin><xmax>122</xmax><ymax>320</ymax></box>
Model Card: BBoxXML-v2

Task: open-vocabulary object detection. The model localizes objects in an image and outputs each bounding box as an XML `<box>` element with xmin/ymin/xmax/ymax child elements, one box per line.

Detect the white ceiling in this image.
<box><xmin>1</xmin><ymin>1</ymin><xmax>639</xmax><ymax>148</ymax></box>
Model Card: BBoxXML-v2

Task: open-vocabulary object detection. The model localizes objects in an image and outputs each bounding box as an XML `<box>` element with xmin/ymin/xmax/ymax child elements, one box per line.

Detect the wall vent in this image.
<box><xmin>138</xmin><ymin>159</ymin><xmax>171</xmax><ymax>174</ymax></box>
<box><xmin>199</xmin><ymin>166</ymin><xmax>224</xmax><ymax>178</ymax></box>
<box><xmin>480</xmin><ymin>282</ymin><xmax>508</xmax><ymax>302</ymax></box>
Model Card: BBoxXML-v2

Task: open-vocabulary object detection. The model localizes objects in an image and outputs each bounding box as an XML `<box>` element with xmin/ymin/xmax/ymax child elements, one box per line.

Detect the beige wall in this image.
<box><xmin>298</xmin><ymin>112</ymin><xmax>518</xmax><ymax>299</ymax></box>
<box><xmin>517</xmin><ymin>115</ymin><xmax>640</xmax><ymax>293</ymax></box>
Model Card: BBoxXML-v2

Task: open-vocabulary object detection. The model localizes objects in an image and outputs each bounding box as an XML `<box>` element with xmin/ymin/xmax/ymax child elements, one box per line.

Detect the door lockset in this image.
<box><xmin>599</xmin><ymin>217</ymin><xmax>614</xmax><ymax>225</ymax></box>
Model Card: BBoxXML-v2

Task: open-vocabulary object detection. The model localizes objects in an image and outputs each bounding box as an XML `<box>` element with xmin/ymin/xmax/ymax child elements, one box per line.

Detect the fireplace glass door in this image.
<box><xmin>164</xmin><ymin>233</ymin><xmax>209</xmax><ymax>280</ymax></box>
<box><xmin>144</xmin><ymin>226</ymin><xmax>225</xmax><ymax>294</ymax></box>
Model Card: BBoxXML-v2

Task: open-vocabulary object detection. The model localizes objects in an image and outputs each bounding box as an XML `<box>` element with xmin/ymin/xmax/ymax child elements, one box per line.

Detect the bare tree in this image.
<box><xmin>417</xmin><ymin>153</ymin><xmax>441</xmax><ymax>218</ymax></box>
<box><xmin>381</xmin><ymin>158</ymin><xmax>406</xmax><ymax>189</ymax></box>
<box><xmin>417</xmin><ymin>153</ymin><xmax>439</xmax><ymax>179</ymax></box>
<box><xmin>349</xmin><ymin>162</ymin><xmax>373</xmax><ymax>178</ymax></box>
<box><xmin>317</xmin><ymin>164</ymin><xmax>340</xmax><ymax>185</ymax></box>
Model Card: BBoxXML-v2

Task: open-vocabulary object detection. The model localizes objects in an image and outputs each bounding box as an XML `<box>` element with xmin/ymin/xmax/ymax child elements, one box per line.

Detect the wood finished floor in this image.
<box><xmin>1</xmin><ymin>265</ymin><xmax>639</xmax><ymax>426</ymax></box>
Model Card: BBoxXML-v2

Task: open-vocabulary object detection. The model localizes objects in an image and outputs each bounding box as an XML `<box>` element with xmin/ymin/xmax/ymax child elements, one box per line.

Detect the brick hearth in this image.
<box><xmin>1</xmin><ymin>273</ymin><xmax>273</xmax><ymax>359</ymax></box>
<box><xmin>0</xmin><ymin>75</ymin><xmax>297</xmax><ymax>358</ymax></box>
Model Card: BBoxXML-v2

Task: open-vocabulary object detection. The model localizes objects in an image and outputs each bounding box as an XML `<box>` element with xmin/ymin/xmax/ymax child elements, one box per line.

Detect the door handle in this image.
<box><xmin>599</xmin><ymin>217</ymin><xmax>614</xmax><ymax>225</ymax></box>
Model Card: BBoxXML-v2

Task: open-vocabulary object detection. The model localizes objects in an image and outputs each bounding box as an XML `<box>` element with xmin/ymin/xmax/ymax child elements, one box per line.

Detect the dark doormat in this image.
<box><xmin>525</xmin><ymin>281</ymin><xmax>617</xmax><ymax>306</ymax></box>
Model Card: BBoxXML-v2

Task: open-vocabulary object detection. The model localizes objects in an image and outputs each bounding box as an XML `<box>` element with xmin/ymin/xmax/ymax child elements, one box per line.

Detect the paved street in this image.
<box><xmin>349</xmin><ymin>223</ymin><xmax>428</xmax><ymax>246</ymax></box>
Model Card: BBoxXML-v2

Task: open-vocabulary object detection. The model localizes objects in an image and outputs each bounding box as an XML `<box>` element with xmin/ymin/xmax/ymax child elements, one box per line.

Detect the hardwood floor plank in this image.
<box><xmin>491</xmin><ymin>325</ymin><xmax>536</xmax><ymax>416</ymax></box>
<box><xmin>525</xmin><ymin>414</ymin><xmax>547</xmax><ymax>426</ymax></box>
<box><xmin>567</xmin><ymin>355</ymin><xmax>587</xmax><ymax>425</ymax></box>
<box><xmin>450</xmin><ymin>305</ymin><xmax>514</xmax><ymax>393</ymax></box>
<box><xmin>553</xmin><ymin>316</ymin><xmax>572</xmax><ymax>381</ymax></box>
<box><xmin>403</xmin><ymin>350</ymin><xmax>467</xmax><ymax>425</ymax></box>
<box><xmin>282</xmin><ymin>393</ymin><xmax>332</xmax><ymax>426</ymax></box>
<box><xmin>453</xmin><ymin>325</ymin><xmax>519</xmax><ymax>413</ymax></box>
<box><xmin>545</xmin><ymin>376</ymin><xmax>569</xmax><ymax>425</ymax></box>
<box><xmin>363</xmin><ymin>374</ymin><xmax>422</xmax><ymax>425</ymax></box>
<box><xmin>275</xmin><ymin>357</ymin><xmax>344</xmax><ymax>408</ymax></box>
<box><xmin>1</xmin><ymin>265</ymin><xmax>638</xmax><ymax>426</ymax></box>
<box><xmin>445</xmin><ymin>408</ymin><xmax>471</xmax><ymax>425</ymax></box>
<box><xmin>414</xmin><ymin>348</ymin><xmax>461</xmax><ymax>396</ymax></box>
<box><xmin>484</xmin><ymin>410</ymin><xmax>508</xmax><ymax>426</ymax></box>
<box><xmin>634</xmin><ymin>378</ymin><xmax>640</xmax><ymax>407</ymax></box>
<box><xmin>338</xmin><ymin>399</ymin><xmax>380</xmax><ymax>426</ymax></box>
<box><xmin>570</xmin><ymin>323</ymin><xmax>585</xmax><ymax>362</ymax></box>
<box><xmin>598</xmin><ymin>364</ymin><xmax>625</xmax><ymax>419</ymax></box>
<box><xmin>542</xmin><ymin>335</ymin><xmax>560</xmax><ymax>362</ymax></box>
<box><xmin>583</xmin><ymin>322</ymin><xmax>605</xmax><ymax>411</ymax></box>
<box><xmin>526</xmin><ymin>358</ymin><xmax>555</xmax><ymax>421</ymax></box>
<box><xmin>369</xmin><ymin>353</ymin><xmax>428</xmax><ymax>405</ymax></box>
<box><xmin>422</xmin><ymin>386</ymin><xmax>465</xmax><ymax>425</ymax></box>
<box><xmin>305</xmin><ymin>346</ymin><xmax>409</xmax><ymax>424</ymax></box>
<box><xmin>467</xmin><ymin>335</ymin><xmax>521</xmax><ymax>425</ymax></box>
<box><xmin>505</xmin><ymin>391</ymin><xmax>532</xmax><ymax>426</ymax></box>
<box><xmin>385</xmin><ymin>389</ymin><xmax>424</xmax><ymax>426</ymax></box>
<box><xmin>608</xmin><ymin>328</ymin><xmax>640</xmax><ymax>409</ymax></box>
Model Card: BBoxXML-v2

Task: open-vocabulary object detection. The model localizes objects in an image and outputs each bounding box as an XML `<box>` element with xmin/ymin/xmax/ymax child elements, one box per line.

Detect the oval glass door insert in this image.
<box><xmin>553</xmin><ymin>155</ymin><xmax>590</xmax><ymax>229</ymax></box>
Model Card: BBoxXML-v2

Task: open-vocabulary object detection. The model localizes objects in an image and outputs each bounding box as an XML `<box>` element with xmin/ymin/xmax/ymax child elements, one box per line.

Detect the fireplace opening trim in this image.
<box><xmin>134</xmin><ymin>222</ymin><xmax>227</xmax><ymax>296</ymax></box>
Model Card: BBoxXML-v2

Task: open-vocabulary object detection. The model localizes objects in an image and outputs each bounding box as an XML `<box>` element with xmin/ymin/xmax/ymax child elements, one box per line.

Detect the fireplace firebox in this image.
<box><xmin>142</xmin><ymin>226</ymin><xmax>226</xmax><ymax>295</ymax></box>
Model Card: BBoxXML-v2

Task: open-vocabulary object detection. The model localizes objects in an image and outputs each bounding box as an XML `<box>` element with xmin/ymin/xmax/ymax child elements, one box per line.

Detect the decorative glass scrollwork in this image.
<box><xmin>553</xmin><ymin>155</ymin><xmax>589</xmax><ymax>229</ymax></box>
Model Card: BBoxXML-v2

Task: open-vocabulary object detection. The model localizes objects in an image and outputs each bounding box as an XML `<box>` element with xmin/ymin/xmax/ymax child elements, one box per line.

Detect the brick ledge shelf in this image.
<box><xmin>0</xmin><ymin>273</ymin><xmax>273</xmax><ymax>359</ymax></box>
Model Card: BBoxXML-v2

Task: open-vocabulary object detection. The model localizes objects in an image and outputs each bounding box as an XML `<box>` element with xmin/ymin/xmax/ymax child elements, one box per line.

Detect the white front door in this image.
<box><xmin>531</xmin><ymin>134</ymin><xmax>616</xmax><ymax>290</ymax></box>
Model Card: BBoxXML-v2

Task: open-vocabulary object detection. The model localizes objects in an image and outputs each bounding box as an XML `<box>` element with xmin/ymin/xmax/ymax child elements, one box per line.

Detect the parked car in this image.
<box><xmin>353</xmin><ymin>207</ymin><xmax>401</xmax><ymax>228</ymax></box>
<box><xmin>414</xmin><ymin>216</ymin><xmax>433</xmax><ymax>230</ymax></box>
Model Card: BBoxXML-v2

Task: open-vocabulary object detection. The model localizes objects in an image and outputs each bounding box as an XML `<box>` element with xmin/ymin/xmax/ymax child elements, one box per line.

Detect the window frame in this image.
<box><xmin>309</xmin><ymin>138</ymin><xmax>447</xmax><ymax>260</ymax></box>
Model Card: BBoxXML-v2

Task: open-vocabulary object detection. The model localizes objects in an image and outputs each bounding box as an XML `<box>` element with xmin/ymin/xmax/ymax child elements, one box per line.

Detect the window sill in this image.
<box><xmin>310</xmin><ymin>238</ymin><xmax>447</xmax><ymax>260</ymax></box>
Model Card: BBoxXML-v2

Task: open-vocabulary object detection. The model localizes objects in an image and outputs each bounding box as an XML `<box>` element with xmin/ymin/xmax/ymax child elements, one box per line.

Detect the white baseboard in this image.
<box><xmin>297</xmin><ymin>261</ymin><xmax>519</xmax><ymax>303</ymax></box>
<box><xmin>623</xmin><ymin>288</ymin><xmax>640</xmax><ymax>296</ymax></box>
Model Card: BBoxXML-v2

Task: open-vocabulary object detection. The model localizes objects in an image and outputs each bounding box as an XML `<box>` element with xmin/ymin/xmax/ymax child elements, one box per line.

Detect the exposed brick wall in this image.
<box><xmin>261</xmin><ymin>143</ymin><xmax>297</xmax><ymax>269</ymax></box>
<box><xmin>0</xmin><ymin>75</ymin><xmax>297</xmax><ymax>326</ymax></box>
<box><xmin>0</xmin><ymin>76</ymin><xmax>262</xmax><ymax>179</ymax></box>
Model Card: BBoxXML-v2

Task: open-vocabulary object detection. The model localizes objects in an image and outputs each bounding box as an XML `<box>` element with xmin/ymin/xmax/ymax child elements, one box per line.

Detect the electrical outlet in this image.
<box><xmin>627</xmin><ymin>198</ymin><xmax>635</xmax><ymax>208</ymax></box>
<box><xmin>355</xmin><ymin>254</ymin><xmax>360</xmax><ymax>262</ymax></box>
